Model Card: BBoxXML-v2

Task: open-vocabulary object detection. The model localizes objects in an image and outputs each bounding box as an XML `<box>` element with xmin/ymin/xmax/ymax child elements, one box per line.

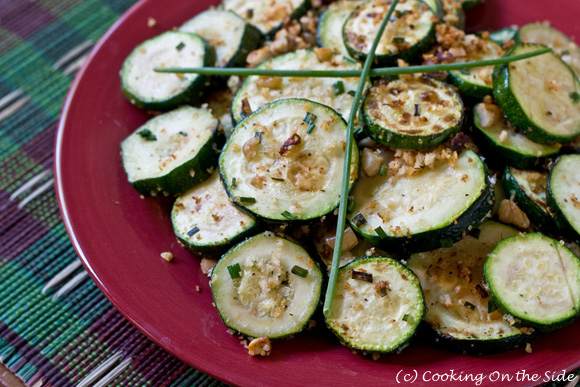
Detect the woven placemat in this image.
<box><xmin>0</xmin><ymin>0</ymin><xmax>226</xmax><ymax>385</ymax></box>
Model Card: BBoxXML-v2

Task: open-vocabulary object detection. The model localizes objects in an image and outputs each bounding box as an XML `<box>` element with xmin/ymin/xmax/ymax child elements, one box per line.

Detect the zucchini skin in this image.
<box><xmin>493</xmin><ymin>43</ymin><xmax>580</xmax><ymax>144</ymax></box>
<box><xmin>121</xmin><ymin>34</ymin><xmax>216</xmax><ymax>111</ymax></box>
<box><xmin>127</xmin><ymin>127</ymin><xmax>225</xmax><ymax>196</ymax></box>
<box><xmin>350</xmin><ymin>154</ymin><xmax>495</xmax><ymax>254</ymax></box>
<box><xmin>447</xmin><ymin>71</ymin><xmax>492</xmax><ymax>99</ymax></box>
<box><xmin>262</xmin><ymin>0</ymin><xmax>311</xmax><ymax>39</ymax></box>
<box><xmin>547</xmin><ymin>155</ymin><xmax>580</xmax><ymax>241</ymax></box>
<box><xmin>502</xmin><ymin>167</ymin><xmax>557</xmax><ymax>232</ymax></box>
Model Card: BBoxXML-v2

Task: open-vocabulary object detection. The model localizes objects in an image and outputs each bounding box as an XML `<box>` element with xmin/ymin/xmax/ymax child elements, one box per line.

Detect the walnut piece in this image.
<box><xmin>497</xmin><ymin>199</ymin><xmax>530</xmax><ymax>229</ymax></box>
<box><xmin>247</xmin><ymin>336</ymin><xmax>272</xmax><ymax>357</ymax></box>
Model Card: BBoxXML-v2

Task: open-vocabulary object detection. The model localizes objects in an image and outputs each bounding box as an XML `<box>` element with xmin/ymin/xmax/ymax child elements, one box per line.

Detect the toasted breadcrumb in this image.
<box><xmin>248</xmin><ymin>336</ymin><xmax>272</xmax><ymax>357</ymax></box>
<box><xmin>160</xmin><ymin>252</ymin><xmax>173</xmax><ymax>262</ymax></box>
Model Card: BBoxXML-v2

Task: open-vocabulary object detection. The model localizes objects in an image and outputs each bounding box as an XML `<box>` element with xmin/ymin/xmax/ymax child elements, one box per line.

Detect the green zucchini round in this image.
<box><xmin>317</xmin><ymin>0</ymin><xmax>364</xmax><ymax>59</ymax></box>
<box><xmin>547</xmin><ymin>154</ymin><xmax>580</xmax><ymax>240</ymax></box>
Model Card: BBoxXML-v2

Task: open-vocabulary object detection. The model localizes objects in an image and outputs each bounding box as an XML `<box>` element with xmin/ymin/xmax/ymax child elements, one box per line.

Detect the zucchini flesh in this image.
<box><xmin>325</xmin><ymin>257</ymin><xmax>424</xmax><ymax>353</ymax></box>
<box><xmin>180</xmin><ymin>10</ymin><xmax>262</xmax><ymax>68</ymax></box>
<box><xmin>517</xmin><ymin>23</ymin><xmax>580</xmax><ymax>79</ymax></box>
<box><xmin>408</xmin><ymin>221</ymin><xmax>533</xmax><ymax>354</ymax></box>
<box><xmin>121</xmin><ymin>106</ymin><xmax>223</xmax><ymax>196</ymax></box>
<box><xmin>220</xmin><ymin>99</ymin><xmax>359</xmax><ymax>222</ymax></box>
<box><xmin>472</xmin><ymin>102</ymin><xmax>560</xmax><ymax>169</ymax></box>
<box><xmin>231</xmin><ymin>49</ymin><xmax>362</xmax><ymax>124</ymax></box>
<box><xmin>210</xmin><ymin>232</ymin><xmax>323</xmax><ymax>338</ymax></box>
<box><xmin>547</xmin><ymin>154</ymin><xmax>580</xmax><ymax>239</ymax></box>
<box><xmin>343</xmin><ymin>0</ymin><xmax>435</xmax><ymax>66</ymax></box>
<box><xmin>317</xmin><ymin>0</ymin><xmax>364</xmax><ymax>59</ymax></box>
<box><xmin>347</xmin><ymin>150</ymin><xmax>493</xmax><ymax>253</ymax></box>
<box><xmin>485</xmin><ymin>233</ymin><xmax>580</xmax><ymax>331</ymax></box>
<box><xmin>121</xmin><ymin>31</ymin><xmax>214</xmax><ymax>111</ymax></box>
<box><xmin>493</xmin><ymin>43</ymin><xmax>580</xmax><ymax>144</ymax></box>
<box><xmin>361</xmin><ymin>77</ymin><xmax>463</xmax><ymax>149</ymax></box>
<box><xmin>171</xmin><ymin>172</ymin><xmax>258</xmax><ymax>255</ymax></box>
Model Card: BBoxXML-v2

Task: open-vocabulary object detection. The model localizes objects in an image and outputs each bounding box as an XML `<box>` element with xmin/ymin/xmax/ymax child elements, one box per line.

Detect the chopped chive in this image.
<box><xmin>380</xmin><ymin>287</ymin><xmax>388</xmax><ymax>297</ymax></box>
<box><xmin>471</xmin><ymin>228</ymin><xmax>481</xmax><ymax>239</ymax></box>
<box><xmin>186</xmin><ymin>226</ymin><xmax>200</xmax><ymax>237</ymax></box>
<box><xmin>281</xmin><ymin>210</ymin><xmax>297</xmax><ymax>220</ymax></box>
<box><xmin>254</xmin><ymin>131</ymin><xmax>262</xmax><ymax>143</ymax></box>
<box><xmin>239</xmin><ymin>196</ymin><xmax>256</xmax><ymax>204</ymax></box>
<box><xmin>570</xmin><ymin>91</ymin><xmax>580</xmax><ymax>103</ymax></box>
<box><xmin>352</xmin><ymin>270</ymin><xmax>373</xmax><ymax>283</ymax></box>
<box><xmin>374</xmin><ymin>226</ymin><xmax>387</xmax><ymax>239</ymax></box>
<box><xmin>333</xmin><ymin>80</ymin><xmax>345</xmax><ymax>95</ymax></box>
<box><xmin>347</xmin><ymin>198</ymin><xmax>356</xmax><ymax>213</ymax></box>
<box><xmin>562</xmin><ymin>50</ymin><xmax>570</xmax><ymax>55</ymax></box>
<box><xmin>402</xmin><ymin>314</ymin><xmax>409</xmax><ymax>321</ymax></box>
<box><xmin>271</xmin><ymin>177</ymin><xmax>285</xmax><ymax>182</ymax></box>
<box><xmin>137</xmin><ymin>128</ymin><xmax>157</xmax><ymax>141</ymax></box>
<box><xmin>347</xmin><ymin>90</ymin><xmax>356</xmax><ymax>97</ymax></box>
<box><xmin>176</xmin><ymin>42</ymin><xmax>185</xmax><ymax>51</ymax></box>
<box><xmin>178</xmin><ymin>131</ymin><xmax>188</xmax><ymax>136</ymax></box>
<box><xmin>227</xmin><ymin>263</ymin><xmax>242</xmax><ymax>279</ymax></box>
<box><xmin>306</xmin><ymin>123</ymin><xmax>316</xmax><ymax>134</ymax></box>
<box><xmin>291</xmin><ymin>265</ymin><xmax>308</xmax><ymax>278</ymax></box>
<box><xmin>459</xmin><ymin>68</ymin><xmax>470</xmax><ymax>75</ymax></box>
<box><xmin>440</xmin><ymin>238</ymin><xmax>453</xmax><ymax>248</ymax></box>
<box><xmin>465</xmin><ymin>301</ymin><xmax>476</xmax><ymax>310</ymax></box>
<box><xmin>475</xmin><ymin>284</ymin><xmax>488</xmax><ymax>299</ymax></box>
<box><xmin>231</xmin><ymin>177</ymin><xmax>237</xmax><ymax>189</ymax></box>
<box><xmin>414</xmin><ymin>103</ymin><xmax>420</xmax><ymax>116</ymax></box>
<box><xmin>487</xmin><ymin>300</ymin><xmax>497</xmax><ymax>314</ymax></box>
<box><xmin>379</xmin><ymin>165</ymin><xmax>387</xmax><ymax>176</ymax></box>
<box><xmin>392</xmin><ymin>36</ymin><xmax>405</xmax><ymax>44</ymax></box>
<box><xmin>352</xmin><ymin>213</ymin><xmax>367</xmax><ymax>227</ymax></box>
<box><xmin>303</xmin><ymin>112</ymin><xmax>317</xmax><ymax>125</ymax></box>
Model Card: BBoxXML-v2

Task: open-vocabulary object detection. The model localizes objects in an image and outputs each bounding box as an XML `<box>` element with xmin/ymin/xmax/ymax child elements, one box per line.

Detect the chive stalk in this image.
<box><xmin>291</xmin><ymin>265</ymin><xmax>309</xmax><ymax>278</ymax></box>
<box><xmin>323</xmin><ymin>0</ymin><xmax>400</xmax><ymax>318</ymax></box>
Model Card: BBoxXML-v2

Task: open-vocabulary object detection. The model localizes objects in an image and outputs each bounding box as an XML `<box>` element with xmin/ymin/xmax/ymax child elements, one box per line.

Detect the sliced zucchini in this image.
<box><xmin>489</xmin><ymin>26</ymin><xmax>518</xmax><ymax>46</ymax></box>
<box><xmin>231</xmin><ymin>50</ymin><xmax>363</xmax><ymax>124</ymax></box>
<box><xmin>171</xmin><ymin>172</ymin><xmax>258</xmax><ymax>256</ymax></box>
<box><xmin>211</xmin><ymin>232</ymin><xmax>323</xmax><ymax>338</ymax></box>
<box><xmin>179</xmin><ymin>10</ymin><xmax>262</xmax><ymax>68</ymax></box>
<box><xmin>485</xmin><ymin>232</ymin><xmax>580</xmax><ymax>331</ymax></box>
<box><xmin>348</xmin><ymin>150</ymin><xmax>493</xmax><ymax>253</ymax></box>
<box><xmin>502</xmin><ymin>167</ymin><xmax>556</xmax><ymax>231</ymax></box>
<box><xmin>547</xmin><ymin>154</ymin><xmax>580</xmax><ymax>240</ymax></box>
<box><xmin>472</xmin><ymin>102</ymin><xmax>561</xmax><ymax>169</ymax></box>
<box><xmin>447</xmin><ymin>35</ymin><xmax>503</xmax><ymax>98</ymax></box>
<box><xmin>220</xmin><ymin>99</ymin><xmax>359</xmax><ymax>223</ymax></box>
<box><xmin>317</xmin><ymin>0</ymin><xmax>364</xmax><ymax>59</ymax></box>
<box><xmin>343</xmin><ymin>0</ymin><xmax>436</xmax><ymax>66</ymax></box>
<box><xmin>325</xmin><ymin>257</ymin><xmax>424</xmax><ymax>353</ymax></box>
<box><xmin>121</xmin><ymin>106</ymin><xmax>224</xmax><ymax>196</ymax></box>
<box><xmin>121</xmin><ymin>31</ymin><xmax>215</xmax><ymax>111</ymax></box>
<box><xmin>517</xmin><ymin>23</ymin><xmax>580</xmax><ymax>79</ymax></box>
<box><xmin>423</xmin><ymin>0</ymin><xmax>443</xmax><ymax>16</ymax></box>
<box><xmin>493</xmin><ymin>43</ymin><xmax>580</xmax><ymax>144</ymax></box>
<box><xmin>408</xmin><ymin>221</ymin><xmax>535</xmax><ymax>354</ymax></box>
<box><xmin>361</xmin><ymin>77</ymin><xmax>464</xmax><ymax>149</ymax></box>
<box><xmin>221</xmin><ymin>0</ymin><xmax>311</xmax><ymax>38</ymax></box>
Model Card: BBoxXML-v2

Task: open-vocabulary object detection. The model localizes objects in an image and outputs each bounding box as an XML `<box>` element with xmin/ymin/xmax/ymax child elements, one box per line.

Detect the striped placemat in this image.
<box><xmin>0</xmin><ymin>0</ymin><xmax>226</xmax><ymax>385</ymax></box>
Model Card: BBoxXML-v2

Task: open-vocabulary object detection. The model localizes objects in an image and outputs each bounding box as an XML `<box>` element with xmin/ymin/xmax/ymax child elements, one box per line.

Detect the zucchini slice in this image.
<box><xmin>121</xmin><ymin>31</ymin><xmax>215</xmax><ymax>111</ymax></box>
<box><xmin>407</xmin><ymin>221</ymin><xmax>535</xmax><ymax>354</ymax></box>
<box><xmin>347</xmin><ymin>150</ymin><xmax>494</xmax><ymax>253</ymax></box>
<box><xmin>447</xmin><ymin>35</ymin><xmax>503</xmax><ymax>98</ymax></box>
<box><xmin>179</xmin><ymin>10</ymin><xmax>262</xmax><ymax>69</ymax></box>
<box><xmin>210</xmin><ymin>232</ymin><xmax>323</xmax><ymax>338</ymax></box>
<box><xmin>343</xmin><ymin>0</ymin><xmax>436</xmax><ymax>66</ymax></box>
<box><xmin>171</xmin><ymin>172</ymin><xmax>258</xmax><ymax>256</ymax></box>
<box><xmin>221</xmin><ymin>0</ymin><xmax>311</xmax><ymax>38</ymax></box>
<box><xmin>317</xmin><ymin>0</ymin><xmax>364</xmax><ymax>59</ymax></box>
<box><xmin>547</xmin><ymin>154</ymin><xmax>580</xmax><ymax>240</ymax></box>
<box><xmin>220</xmin><ymin>99</ymin><xmax>359</xmax><ymax>222</ymax></box>
<box><xmin>493</xmin><ymin>43</ymin><xmax>580</xmax><ymax>144</ymax></box>
<box><xmin>484</xmin><ymin>232</ymin><xmax>580</xmax><ymax>331</ymax></box>
<box><xmin>361</xmin><ymin>77</ymin><xmax>464</xmax><ymax>149</ymax></box>
<box><xmin>423</xmin><ymin>0</ymin><xmax>443</xmax><ymax>16</ymax></box>
<box><xmin>325</xmin><ymin>257</ymin><xmax>425</xmax><ymax>353</ymax></box>
<box><xmin>502</xmin><ymin>167</ymin><xmax>556</xmax><ymax>231</ymax></box>
<box><xmin>121</xmin><ymin>106</ymin><xmax>224</xmax><ymax>196</ymax></box>
<box><xmin>472</xmin><ymin>102</ymin><xmax>561</xmax><ymax>169</ymax></box>
<box><xmin>489</xmin><ymin>26</ymin><xmax>518</xmax><ymax>46</ymax></box>
<box><xmin>517</xmin><ymin>23</ymin><xmax>580</xmax><ymax>79</ymax></box>
<box><xmin>231</xmin><ymin>49</ymin><xmax>362</xmax><ymax>124</ymax></box>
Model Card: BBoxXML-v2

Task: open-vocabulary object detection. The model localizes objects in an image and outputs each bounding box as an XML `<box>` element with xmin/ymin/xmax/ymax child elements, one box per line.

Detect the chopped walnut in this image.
<box><xmin>243</xmin><ymin>135</ymin><xmax>260</xmax><ymax>159</ymax></box>
<box><xmin>497</xmin><ymin>199</ymin><xmax>530</xmax><ymax>229</ymax></box>
<box><xmin>248</xmin><ymin>336</ymin><xmax>272</xmax><ymax>357</ymax></box>
<box><xmin>474</xmin><ymin>102</ymin><xmax>502</xmax><ymax>128</ymax></box>
<box><xmin>361</xmin><ymin>148</ymin><xmax>384</xmax><ymax>177</ymax></box>
<box><xmin>147</xmin><ymin>17</ymin><xmax>157</xmax><ymax>28</ymax></box>
<box><xmin>246</xmin><ymin>46</ymin><xmax>273</xmax><ymax>68</ymax></box>
<box><xmin>279</xmin><ymin>133</ymin><xmax>302</xmax><ymax>156</ymax></box>
<box><xmin>200</xmin><ymin>258</ymin><xmax>218</xmax><ymax>275</ymax></box>
<box><xmin>314</xmin><ymin>47</ymin><xmax>333</xmax><ymax>62</ymax></box>
<box><xmin>457</xmin><ymin>264</ymin><xmax>472</xmax><ymax>282</ymax></box>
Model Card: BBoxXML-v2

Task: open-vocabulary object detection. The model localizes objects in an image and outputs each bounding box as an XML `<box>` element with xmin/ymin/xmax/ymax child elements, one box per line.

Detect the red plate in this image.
<box><xmin>55</xmin><ymin>1</ymin><xmax>580</xmax><ymax>386</ymax></box>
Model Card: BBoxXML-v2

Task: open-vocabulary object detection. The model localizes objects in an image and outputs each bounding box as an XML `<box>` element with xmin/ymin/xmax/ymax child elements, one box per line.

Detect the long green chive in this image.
<box><xmin>154</xmin><ymin>47</ymin><xmax>551</xmax><ymax>78</ymax></box>
<box><xmin>238</xmin><ymin>196</ymin><xmax>256</xmax><ymax>204</ymax></box>
<box><xmin>281</xmin><ymin>210</ymin><xmax>297</xmax><ymax>220</ymax></box>
<box><xmin>303</xmin><ymin>112</ymin><xmax>317</xmax><ymax>124</ymax></box>
<box><xmin>137</xmin><ymin>129</ymin><xmax>157</xmax><ymax>141</ymax></box>
<box><xmin>227</xmin><ymin>263</ymin><xmax>242</xmax><ymax>279</ymax></box>
<box><xmin>186</xmin><ymin>226</ymin><xmax>199</xmax><ymax>237</ymax></box>
<box><xmin>379</xmin><ymin>165</ymin><xmax>387</xmax><ymax>176</ymax></box>
<box><xmin>375</xmin><ymin>226</ymin><xmax>387</xmax><ymax>239</ymax></box>
<box><xmin>291</xmin><ymin>265</ymin><xmax>308</xmax><ymax>278</ymax></box>
<box><xmin>324</xmin><ymin>0</ymin><xmax>400</xmax><ymax>318</ymax></box>
<box><xmin>333</xmin><ymin>80</ymin><xmax>345</xmax><ymax>95</ymax></box>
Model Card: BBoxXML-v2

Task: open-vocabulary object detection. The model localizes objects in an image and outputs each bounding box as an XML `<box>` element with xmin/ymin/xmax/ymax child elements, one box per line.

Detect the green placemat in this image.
<box><xmin>0</xmin><ymin>0</ymin><xmax>226</xmax><ymax>385</ymax></box>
